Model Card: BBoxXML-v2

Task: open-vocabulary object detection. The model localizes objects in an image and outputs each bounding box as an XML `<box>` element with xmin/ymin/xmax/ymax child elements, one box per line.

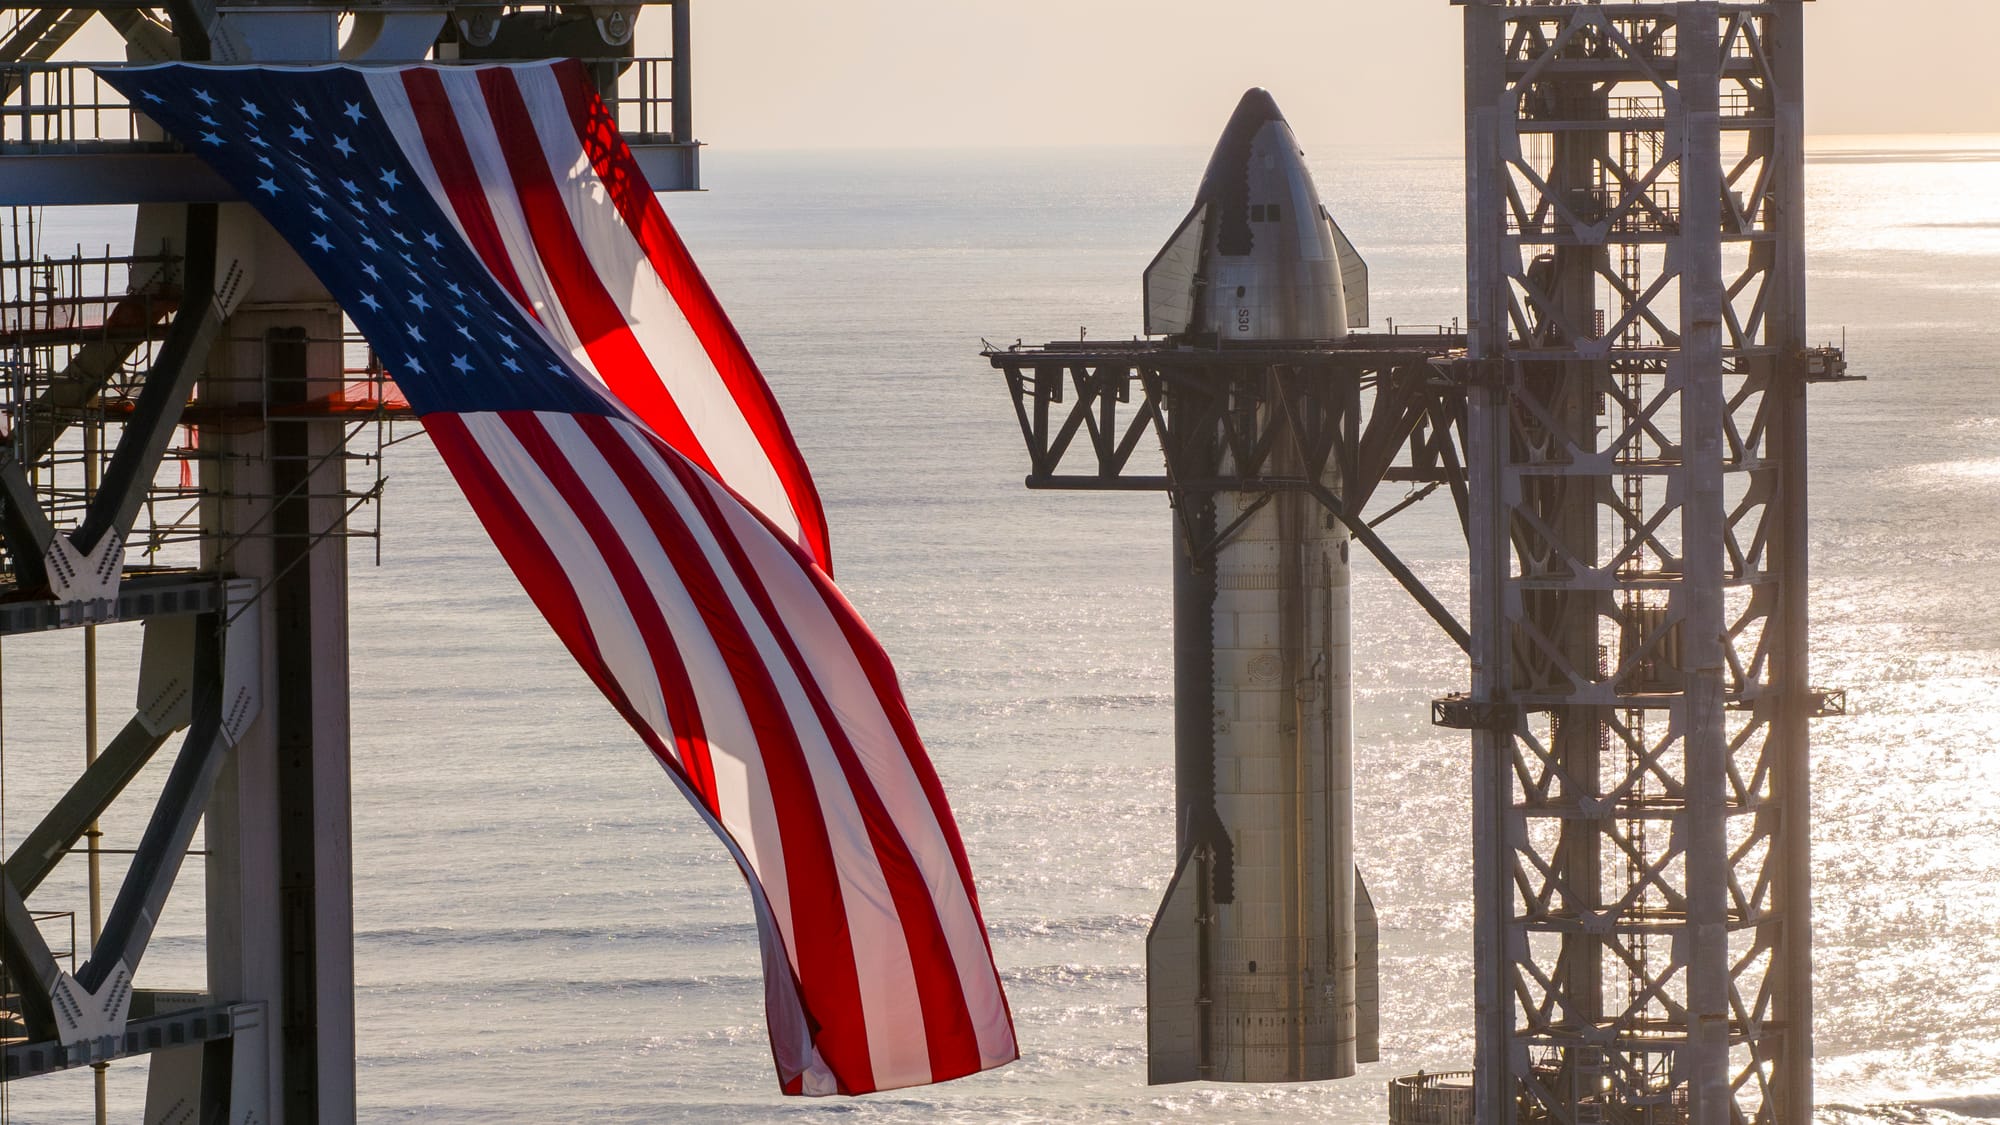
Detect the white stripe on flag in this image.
<box><xmin>429</xmin><ymin>69</ymin><xmax>600</xmax><ymax>367</ymax></box>
<box><xmin>653</xmin><ymin>750</ymin><xmax>838</xmax><ymax>1095</ymax></box>
<box><xmin>454</xmin><ymin>413</ymin><xmax>675</xmax><ymax>740</ymax></box>
<box><xmin>591</xmin><ymin>415</ymin><xmax>935</xmax><ymax>1085</ymax></box>
<box><xmin>698</xmin><ymin>466</ymin><xmax>1018</xmax><ymax>1067</ymax></box>
<box><xmin>509</xmin><ymin>66</ymin><xmax>798</xmax><ymax>551</ymax></box>
<box><xmin>451</xmin><ymin>410</ymin><xmax>850</xmax><ymax>1092</ymax></box>
<box><xmin>527</xmin><ymin>412</ymin><xmax>805</xmax><ymax>964</ymax></box>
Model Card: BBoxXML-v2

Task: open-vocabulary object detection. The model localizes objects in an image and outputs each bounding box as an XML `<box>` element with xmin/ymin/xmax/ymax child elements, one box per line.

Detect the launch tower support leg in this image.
<box><xmin>198</xmin><ymin>217</ymin><xmax>356</xmax><ymax>1123</ymax></box>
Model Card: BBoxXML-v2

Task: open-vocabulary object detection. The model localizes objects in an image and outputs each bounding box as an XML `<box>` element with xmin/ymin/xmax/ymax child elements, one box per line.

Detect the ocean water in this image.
<box><xmin>1</xmin><ymin>135</ymin><xmax>1998</xmax><ymax>1122</ymax></box>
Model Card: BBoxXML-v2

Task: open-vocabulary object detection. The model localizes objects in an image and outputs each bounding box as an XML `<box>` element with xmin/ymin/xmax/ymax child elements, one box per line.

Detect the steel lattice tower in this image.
<box><xmin>1451</xmin><ymin>2</ymin><xmax>1849</xmax><ymax>1122</ymax></box>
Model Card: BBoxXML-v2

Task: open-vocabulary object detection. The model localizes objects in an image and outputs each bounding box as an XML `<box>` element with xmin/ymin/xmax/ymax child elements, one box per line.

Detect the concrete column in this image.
<box><xmin>199</xmin><ymin>207</ymin><xmax>355</xmax><ymax>1125</ymax></box>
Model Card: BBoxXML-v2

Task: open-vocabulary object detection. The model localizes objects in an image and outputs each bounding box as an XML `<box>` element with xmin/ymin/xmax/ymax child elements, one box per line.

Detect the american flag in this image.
<box><xmin>100</xmin><ymin>60</ymin><xmax>1015</xmax><ymax>1096</ymax></box>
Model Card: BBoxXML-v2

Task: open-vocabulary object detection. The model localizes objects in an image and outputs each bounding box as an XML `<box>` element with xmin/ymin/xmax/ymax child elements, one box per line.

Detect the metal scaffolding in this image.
<box><xmin>1449</xmin><ymin>2</ymin><xmax>1852</xmax><ymax>1122</ymax></box>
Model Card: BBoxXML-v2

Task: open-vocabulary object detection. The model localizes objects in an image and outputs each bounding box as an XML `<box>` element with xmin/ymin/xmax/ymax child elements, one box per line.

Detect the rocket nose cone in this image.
<box><xmin>1196</xmin><ymin>88</ymin><xmax>1295</xmax><ymax>206</ymax></box>
<box><xmin>1224</xmin><ymin>88</ymin><xmax>1286</xmax><ymax>136</ymax></box>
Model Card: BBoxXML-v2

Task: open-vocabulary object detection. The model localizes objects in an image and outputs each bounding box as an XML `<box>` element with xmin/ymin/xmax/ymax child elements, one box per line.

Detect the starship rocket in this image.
<box><xmin>1142</xmin><ymin>88</ymin><xmax>1379</xmax><ymax>1085</ymax></box>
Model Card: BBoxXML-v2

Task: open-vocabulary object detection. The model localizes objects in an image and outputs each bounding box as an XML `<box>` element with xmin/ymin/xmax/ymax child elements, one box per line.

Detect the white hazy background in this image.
<box><xmin>663</xmin><ymin>0</ymin><xmax>2000</xmax><ymax>149</ymax></box>
<box><xmin>60</xmin><ymin>1</ymin><xmax>2000</xmax><ymax>146</ymax></box>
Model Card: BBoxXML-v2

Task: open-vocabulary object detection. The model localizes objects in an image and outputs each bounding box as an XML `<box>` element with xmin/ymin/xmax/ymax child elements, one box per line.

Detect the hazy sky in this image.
<box><xmin>654</xmin><ymin>0</ymin><xmax>2000</xmax><ymax>151</ymax></box>
<box><xmin>55</xmin><ymin>2</ymin><xmax>2000</xmax><ymax>150</ymax></box>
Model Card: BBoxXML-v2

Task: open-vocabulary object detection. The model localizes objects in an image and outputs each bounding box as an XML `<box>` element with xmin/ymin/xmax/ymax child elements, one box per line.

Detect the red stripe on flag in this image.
<box><xmin>672</xmin><ymin>431</ymin><xmax>999</xmax><ymax>934</ymax></box>
<box><xmin>814</xmin><ymin>563</ymin><xmax>993</xmax><ymax>936</ymax></box>
<box><xmin>505</xmin><ymin>412</ymin><xmax>873</xmax><ymax>1089</ymax></box>
<box><xmin>548</xmin><ymin>59</ymin><xmax>833</xmax><ymax>574</ymax></box>
<box><xmin>438</xmin><ymin>415</ymin><xmax>832</xmax><ymax>1092</ymax></box>
<box><xmin>475</xmin><ymin>70</ymin><xmax>723</xmax><ymax>485</ymax></box>
<box><xmin>669</xmin><ymin>434</ymin><xmax>1017</xmax><ymax>1057</ymax></box>
<box><xmin>492</xmin><ymin>412</ymin><xmax>724</xmax><ymax>810</ymax></box>
<box><xmin>424</xmin><ymin>415</ymin><xmax>687</xmax><ymax>778</ymax></box>
<box><xmin>646</xmin><ymin>430</ymin><xmax>984</xmax><ymax>1085</ymax></box>
<box><xmin>399</xmin><ymin>70</ymin><xmax>537</xmax><ymax>316</ymax></box>
<box><xmin>810</xmin><ymin>541</ymin><xmax>1019</xmax><ymax>1054</ymax></box>
<box><xmin>424</xmin><ymin>414</ymin><xmax>601</xmax><ymax>681</ymax></box>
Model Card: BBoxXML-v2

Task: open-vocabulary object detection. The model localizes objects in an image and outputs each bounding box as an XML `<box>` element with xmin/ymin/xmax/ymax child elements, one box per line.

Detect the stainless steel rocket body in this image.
<box><xmin>1144</xmin><ymin>89</ymin><xmax>1378</xmax><ymax>1085</ymax></box>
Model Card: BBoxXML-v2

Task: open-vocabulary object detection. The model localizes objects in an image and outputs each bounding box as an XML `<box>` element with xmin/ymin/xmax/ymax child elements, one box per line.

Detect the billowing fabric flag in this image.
<box><xmin>100</xmin><ymin>60</ymin><xmax>1014</xmax><ymax>1096</ymax></box>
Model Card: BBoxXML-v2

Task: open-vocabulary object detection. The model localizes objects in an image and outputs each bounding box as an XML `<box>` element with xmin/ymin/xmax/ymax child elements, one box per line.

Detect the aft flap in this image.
<box><xmin>1324</xmin><ymin>208</ymin><xmax>1370</xmax><ymax>329</ymax></box>
<box><xmin>1146</xmin><ymin>844</ymin><xmax>1207</xmax><ymax>1084</ymax></box>
<box><xmin>1356</xmin><ymin>866</ymin><xmax>1380</xmax><ymax>1064</ymax></box>
<box><xmin>1143</xmin><ymin>202</ymin><xmax>1208</xmax><ymax>337</ymax></box>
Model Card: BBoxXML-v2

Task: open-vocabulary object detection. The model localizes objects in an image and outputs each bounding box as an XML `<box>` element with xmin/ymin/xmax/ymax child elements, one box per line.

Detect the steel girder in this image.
<box><xmin>986</xmin><ymin>341</ymin><xmax>1473</xmax><ymax>649</ymax></box>
<box><xmin>1461</xmin><ymin>3</ymin><xmax>1821</xmax><ymax>1123</ymax></box>
<box><xmin>0</xmin><ymin>609</ymin><xmax>219</xmax><ymax>1046</ymax></box>
<box><xmin>0</xmin><ymin>203</ymin><xmax>220</xmax><ymax>602</ymax></box>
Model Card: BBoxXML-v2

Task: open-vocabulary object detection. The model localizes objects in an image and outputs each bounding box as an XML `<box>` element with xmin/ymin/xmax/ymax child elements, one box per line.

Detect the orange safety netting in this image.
<box><xmin>268</xmin><ymin>376</ymin><xmax>414</xmax><ymax>416</ymax></box>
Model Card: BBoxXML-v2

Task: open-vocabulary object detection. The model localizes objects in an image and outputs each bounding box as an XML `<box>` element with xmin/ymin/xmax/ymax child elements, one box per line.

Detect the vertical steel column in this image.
<box><xmin>83</xmin><ymin>424</ymin><xmax>109</xmax><ymax>1125</ymax></box>
<box><xmin>1765</xmin><ymin>5</ymin><xmax>1814</xmax><ymax>1121</ymax></box>
<box><xmin>1459</xmin><ymin>4</ymin><xmax>1517</xmax><ymax>1123</ymax></box>
<box><xmin>267</xmin><ymin>323</ymin><xmax>342</xmax><ymax>1125</ymax></box>
<box><xmin>1676</xmin><ymin>10</ymin><xmax>1732</xmax><ymax>1119</ymax></box>
<box><xmin>1457</xmin><ymin>3</ymin><xmax>1818</xmax><ymax>1121</ymax></box>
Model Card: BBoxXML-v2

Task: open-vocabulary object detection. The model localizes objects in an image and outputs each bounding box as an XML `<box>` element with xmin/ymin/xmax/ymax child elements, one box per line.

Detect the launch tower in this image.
<box><xmin>1448</xmin><ymin>2</ymin><xmax>1852</xmax><ymax>1122</ymax></box>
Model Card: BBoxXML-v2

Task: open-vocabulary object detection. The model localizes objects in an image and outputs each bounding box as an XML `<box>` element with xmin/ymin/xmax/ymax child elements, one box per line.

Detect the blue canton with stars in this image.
<box><xmin>99</xmin><ymin>64</ymin><xmax>615</xmax><ymax>419</ymax></box>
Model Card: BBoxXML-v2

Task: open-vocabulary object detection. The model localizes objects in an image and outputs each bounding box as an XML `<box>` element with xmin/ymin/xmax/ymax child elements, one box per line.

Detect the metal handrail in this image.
<box><xmin>1388</xmin><ymin>1070</ymin><xmax>1475</xmax><ymax>1125</ymax></box>
<box><xmin>0</xmin><ymin>56</ymin><xmax>681</xmax><ymax>151</ymax></box>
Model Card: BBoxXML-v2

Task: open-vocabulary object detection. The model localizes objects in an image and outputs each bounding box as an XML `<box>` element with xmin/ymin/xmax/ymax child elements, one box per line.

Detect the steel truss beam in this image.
<box><xmin>0</xmin><ymin>8</ymin><xmax>90</xmax><ymax>100</ymax></box>
<box><xmin>13</xmin><ymin>282</ymin><xmax>185</xmax><ymax>467</ymax></box>
<box><xmin>1460</xmin><ymin>3</ymin><xmax>1829</xmax><ymax>1123</ymax></box>
<box><xmin>0</xmin><ymin>203</ymin><xmax>219</xmax><ymax>601</ymax></box>
<box><xmin>5</xmin><ymin>999</ymin><xmax>261</xmax><ymax>1081</ymax></box>
<box><xmin>77</xmin><ymin>613</ymin><xmax>226</xmax><ymax>992</ymax></box>
<box><xmin>0</xmin><ymin>876</ymin><xmax>65</xmax><ymax>1037</ymax></box>
<box><xmin>0</xmin><ymin>585</ymin><xmax>255</xmax><ymax>1081</ymax></box>
<box><xmin>0</xmin><ymin>574</ymin><xmax>219</xmax><ymax>636</ymax></box>
<box><xmin>0</xmin><ymin>611</ymin><xmax>219</xmax><ymax>1047</ymax></box>
<box><xmin>0</xmin><ymin>451</ymin><xmax>55</xmax><ymax>577</ymax></box>
<box><xmin>986</xmin><ymin>338</ymin><xmax>1473</xmax><ymax>648</ymax></box>
<box><xmin>5</xmin><ymin>715</ymin><xmax>177</xmax><ymax>897</ymax></box>
<box><xmin>73</xmin><ymin>203</ymin><xmax>222</xmax><ymax>559</ymax></box>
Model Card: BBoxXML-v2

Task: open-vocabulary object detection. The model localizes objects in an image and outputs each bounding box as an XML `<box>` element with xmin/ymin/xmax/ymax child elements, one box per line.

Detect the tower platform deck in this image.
<box><xmin>0</xmin><ymin>55</ymin><xmax>698</xmax><ymax>203</ymax></box>
<box><xmin>986</xmin><ymin>331</ymin><xmax>1467</xmax><ymax>369</ymax></box>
